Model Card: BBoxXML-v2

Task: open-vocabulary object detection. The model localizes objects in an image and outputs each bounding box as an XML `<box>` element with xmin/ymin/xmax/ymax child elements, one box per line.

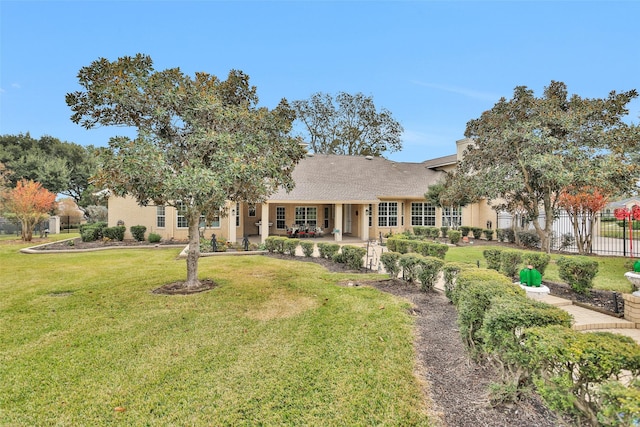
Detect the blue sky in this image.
<box><xmin>1</xmin><ymin>1</ymin><xmax>639</xmax><ymax>163</ymax></box>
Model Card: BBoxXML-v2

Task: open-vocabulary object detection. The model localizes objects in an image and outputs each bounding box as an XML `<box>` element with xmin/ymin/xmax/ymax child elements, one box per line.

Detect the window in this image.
<box><xmin>210</xmin><ymin>210</ymin><xmax>220</xmax><ymax>228</ymax></box>
<box><xmin>324</xmin><ymin>206</ymin><xmax>330</xmax><ymax>229</ymax></box>
<box><xmin>411</xmin><ymin>202</ymin><xmax>435</xmax><ymax>226</ymax></box>
<box><xmin>236</xmin><ymin>202</ymin><xmax>240</xmax><ymax>227</ymax></box>
<box><xmin>248</xmin><ymin>203</ymin><xmax>256</xmax><ymax>217</ymax></box>
<box><xmin>368</xmin><ymin>204</ymin><xmax>372</xmax><ymax>227</ymax></box>
<box><xmin>442</xmin><ymin>206</ymin><xmax>462</xmax><ymax>227</ymax></box>
<box><xmin>378</xmin><ymin>202</ymin><xmax>398</xmax><ymax>227</ymax></box>
<box><xmin>276</xmin><ymin>206</ymin><xmax>286</xmax><ymax>230</ymax></box>
<box><xmin>176</xmin><ymin>202</ymin><xmax>188</xmax><ymax>228</ymax></box>
<box><xmin>176</xmin><ymin>202</ymin><xmax>207</xmax><ymax>228</ymax></box>
<box><xmin>295</xmin><ymin>206</ymin><xmax>317</xmax><ymax>227</ymax></box>
<box><xmin>156</xmin><ymin>206</ymin><xmax>166</xmax><ymax>228</ymax></box>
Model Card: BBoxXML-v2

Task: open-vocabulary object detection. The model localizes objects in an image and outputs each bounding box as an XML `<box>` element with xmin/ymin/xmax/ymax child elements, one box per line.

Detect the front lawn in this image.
<box><xmin>0</xmin><ymin>240</ymin><xmax>433</xmax><ymax>425</ymax></box>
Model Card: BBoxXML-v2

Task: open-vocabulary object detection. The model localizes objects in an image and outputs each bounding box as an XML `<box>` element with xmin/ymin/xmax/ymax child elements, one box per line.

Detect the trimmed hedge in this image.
<box><xmin>380</xmin><ymin>251</ymin><xmax>401</xmax><ymax>279</ymax></box>
<box><xmin>483</xmin><ymin>248</ymin><xmax>503</xmax><ymax>271</ymax></box>
<box><xmin>500</xmin><ymin>250</ymin><xmax>523</xmax><ymax>279</ymax></box>
<box><xmin>317</xmin><ymin>242</ymin><xmax>340</xmax><ymax>259</ymax></box>
<box><xmin>283</xmin><ymin>238</ymin><xmax>299</xmax><ymax>256</ymax></box>
<box><xmin>522</xmin><ymin>326</ymin><xmax>640</xmax><ymax>424</ymax></box>
<box><xmin>334</xmin><ymin>245</ymin><xmax>366</xmax><ymax>270</ymax></box>
<box><xmin>557</xmin><ymin>256</ymin><xmax>599</xmax><ymax>294</ymax></box>
<box><xmin>452</xmin><ymin>268</ymin><xmax>514</xmax><ymax>307</ymax></box>
<box><xmin>521</xmin><ymin>251</ymin><xmax>551</xmax><ymax>276</ymax></box>
<box><xmin>80</xmin><ymin>222</ymin><xmax>108</xmax><ymax>242</ymax></box>
<box><xmin>103</xmin><ymin>226</ymin><xmax>125</xmax><ymax>241</ymax></box>
<box><xmin>448</xmin><ymin>230</ymin><xmax>462</xmax><ymax>245</ymax></box>
<box><xmin>456</xmin><ymin>280</ymin><xmax>525</xmax><ymax>351</ymax></box>
<box><xmin>148</xmin><ymin>233</ymin><xmax>162</xmax><ymax>243</ymax></box>
<box><xmin>441</xmin><ymin>262</ymin><xmax>471</xmax><ymax>302</ymax></box>
<box><xmin>300</xmin><ymin>241</ymin><xmax>314</xmax><ymax>257</ymax></box>
<box><xmin>130</xmin><ymin>225</ymin><xmax>147</xmax><ymax>242</ymax></box>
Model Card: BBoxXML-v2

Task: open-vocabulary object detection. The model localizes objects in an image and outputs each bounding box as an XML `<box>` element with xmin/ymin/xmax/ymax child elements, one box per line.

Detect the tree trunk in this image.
<box><xmin>184</xmin><ymin>212</ymin><xmax>201</xmax><ymax>289</ymax></box>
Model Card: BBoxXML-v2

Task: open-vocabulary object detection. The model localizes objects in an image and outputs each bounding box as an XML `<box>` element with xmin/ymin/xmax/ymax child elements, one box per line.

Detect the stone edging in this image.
<box><xmin>20</xmin><ymin>238</ymin><xmax>186</xmax><ymax>254</ymax></box>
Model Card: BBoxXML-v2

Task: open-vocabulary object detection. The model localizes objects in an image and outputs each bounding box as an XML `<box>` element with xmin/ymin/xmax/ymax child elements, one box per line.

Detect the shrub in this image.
<box><xmin>448</xmin><ymin>230</ymin><xmax>462</xmax><ymax>245</ymax></box>
<box><xmin>452</xmin><ymin>268</ymin><xmax>514</xmax><ymax>307</ymax></box>
<box><xmin>483</xmin><ymin>229</ymin><xmax>494</xmax><ymax>241</ymax></box>
<box><xmin>441</xmin><ymin>262</ymin><xmax>469</xmax><ymax>302</ymax></box>
<box><xmin>130</xmin><ymin>225</ymin><xmax>147</xmax><ymax>242</ymax></box>
<box><xmin>460</xmin><ymin>226</ymin><xmax>471</xmax><ymax>237</ymax></box>
<box><xmin>497</xmin><ymin>228</ymin><xmax>515</xmax><ymax>243</ymax></box>
<box><xmin>516</xmin><ymin>230</ymin><xmax>540</xmax><ymax>248</ymax></box>
<box><xmin>283</xmin><ymin>238</ymin><xmax>299</xmax><ymax>256</ymax></box>
<box><xmin>340</xmin><ymin>245</ymin><xmax>366</xmax><ymax>270</ymax></box>
<box><xmin>417</xmin><ymin>256</ymin><xmax>444</xmax><ymax>292</ymax></box>
<box><xmin>440</xmin><ymin>226</ymin><xmax>449</xmax><ymax>238</ymax></box>
<box><xmin>300</xmin><ymin>241</ymin><xmax>314</xmax><ymax>257</ymax></box>
<box><xmin>103</xmin><ymin>226</ymin><xmax>126</xmax><ymax>241</ymax></box>
<box><xmin>412</xmin><ymin>226</ymin><xmax>428</xmax><ymax>238</ymax></box>
<box><xmin>500</xmin><ymin>250</ymin><xmax>523</xmax><ymax>279</ymax></box>
<box><xmin>456</xmin><ymin>280</ymin><xmax>525</xmax><ymax>351</ymax></box>
<box><xmin>380</xmin><ymin>252</ymin><xmax>401</xmax><ymax>279</ymax></box>
<box><xmin>265</xmin><ymin>236</ymin><xmax>279</xmax><ymax>253</ymax></box>
<box><xmin>556</xmin><ymin>256</ymin><xmax>599</xmax><ymax>294</ymax></box>
<box><xmin>387</xmin><ymin>236</ymin><xmax>411</xmax><ymax>254</ymax></box>
<box><xmin>483</xmin><ymin>248</ymin><xmax>502</xmax><ymax>271</ymax></box>
<box><xmin>471</xmin><ymin>227</ymin><xmax>483</xmax><ymax>239</ymax></box>
<box><xmin>428</xmin><ymin>242</ymin><xmax>449</xmax><ymax>259</ymax></box>
<box><xmin>399</xmin><ymin>253</ymin><xmax>423</xmax><ymax>282</ymax></box>
<box><xmin>479</xmin><ymin>295</ymin><xmax>572</xmax><ymax>363</ymax></box>
<box><xmin>317</xmin><ymin>242</ymin><xmax>340</xmax><ymax>259</ymax></box>
<box><xmin>559</xmin><ymin>233</ymin><xmax>575</xmax><ymax>251</ymax></box>
<box><xmin>521</xmin><ymin>251</ymin><xmax>551</xmax><ymax>276</ymax></box>
<box><xmin>597</xmin><ymin>380</ymin><xmax>640</xmax><ymax>427</ymax></box>
<box><xmin>148</xmin><ymin>233</ymin><xmax>161</xmax><ymax>243</ymax></box>
<box><xmin>79</xmin><ymin>222</ymin><xmax>107</xmax><ymax>242</ymax></box>
<box><xmin>426</xmin><ymin>227</ymin><xmax>440</xmax><ymax>239</ymax></box>
<box><xmin>523</xmin><ymin>326</ymin><xmax>640</xmax><ymax>424</ymax></box>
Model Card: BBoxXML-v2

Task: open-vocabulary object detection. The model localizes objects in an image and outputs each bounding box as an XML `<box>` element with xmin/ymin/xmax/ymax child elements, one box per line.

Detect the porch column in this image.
<box><xmin>261</xmin><ymin>202</ymin><xmax>270</xmax><ymax>244</ymax></box>
<box><xmin>334</xmin><ymin>203</ymin><xmax>343</xmax><ymax>242</ymax></box>
<box><xmin>228</xmin><ymin>201</ymin><xmax>237</xmax><ymax>245</ymax></box>
<box><xmin>361</xmin><ymin>204</ymin><xmax>370</xmax><ymax>242</ymax></box>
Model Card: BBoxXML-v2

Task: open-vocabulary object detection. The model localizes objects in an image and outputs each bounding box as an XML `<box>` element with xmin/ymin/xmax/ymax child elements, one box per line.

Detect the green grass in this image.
<box><xmin>445</xmin><ymin>244</ymin><xmax>635</xmax><ymax>293</ymax></box>
<box><xmin>0</xmin><ymin>238</ymin><xmax>433</xmax><ymax>426</ymax></box>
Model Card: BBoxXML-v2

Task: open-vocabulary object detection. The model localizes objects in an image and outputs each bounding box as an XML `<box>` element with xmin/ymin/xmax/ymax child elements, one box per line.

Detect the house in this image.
<box><xmin>106</xmin><ymin>138</ymin><xmax>497</xmax><ymax>243</ymax></box>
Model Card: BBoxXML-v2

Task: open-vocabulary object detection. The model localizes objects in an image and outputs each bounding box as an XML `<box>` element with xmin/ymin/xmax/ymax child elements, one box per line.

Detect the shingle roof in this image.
<box><xmin>422</xmin><ymin>154</ymin><xmax>457</xmax><ymax>170</ymax></box>
<box><xmin>269</xmin><ymin>154</ymin><xmax>448</xmax><ymax>203</ymax></box>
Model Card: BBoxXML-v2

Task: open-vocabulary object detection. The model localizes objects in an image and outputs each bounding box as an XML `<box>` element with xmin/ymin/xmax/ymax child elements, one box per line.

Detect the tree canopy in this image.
<box><xmin>0</xmin><ymin>133</ymin><xmax>98</xmax><ymax>206</ymax></box>
<box><xmin>458</xmin><ymin>81</ymin><xmax>639</xmax><ymax>252</ymax></box>
<box><xmin>291</xmin><ymin>92</ymin><xmax>403</xmax><ymax>157</ymax></box>
<box><xmin>2</xmin><ymin>179</ymin><xmax>56</xmax><ymax>241</ymax></box>
<box><xmin>66</xmin><ymin>54</ymin><xmax>307</xmax><ymax>289</ymax></box>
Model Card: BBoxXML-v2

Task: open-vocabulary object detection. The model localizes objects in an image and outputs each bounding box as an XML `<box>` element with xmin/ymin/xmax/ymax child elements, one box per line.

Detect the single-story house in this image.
<box><xmin>106</xmin><ymin>138</ymin><xmax>497</xmax><ymax>243</ymax></box>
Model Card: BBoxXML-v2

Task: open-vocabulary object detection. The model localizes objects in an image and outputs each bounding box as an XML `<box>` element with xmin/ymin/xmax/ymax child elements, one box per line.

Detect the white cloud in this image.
<box><xmin>11</xmin><ymin>83</ymin><xmax>21</xmax><ymax>89</ymax></box>
<box><xmin>411</xmin><ymin>81</ymin><xmax>499</xmax><ymax>102</ymax></box>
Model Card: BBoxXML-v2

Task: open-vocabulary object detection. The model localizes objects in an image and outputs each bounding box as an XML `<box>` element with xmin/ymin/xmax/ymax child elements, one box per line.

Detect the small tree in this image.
<box><xmin>558</xmin><ymin>186</ymin><xmax>609</xmax><ymax>255</ymax></box>
<box><xmin>2</xmin><ymin>179</ymin><xmax>56</xmax><ymax>241</ymax></box>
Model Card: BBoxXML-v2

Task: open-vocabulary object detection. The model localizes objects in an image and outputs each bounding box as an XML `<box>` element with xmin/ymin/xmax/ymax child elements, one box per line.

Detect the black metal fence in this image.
<box><xmin>545</xmin><ymin>212</ymin><xmax>638</xmax><ymax>257</ymax></box>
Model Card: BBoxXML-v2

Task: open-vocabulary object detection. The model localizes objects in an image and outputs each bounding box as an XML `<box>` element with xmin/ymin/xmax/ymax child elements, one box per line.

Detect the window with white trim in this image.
<box><xmin>378</xmin><ymin>202</ymin><xmax>398</xmax><ymax>227</ymax></box>
<box><xmin>368</xmin><ymin>204</ymin><xmax>373</xmax><ymax>227</ymax></box>
<box><xmin>176</xmin><ymin>202</ymin><xmax>207</xmax><ymax>228</ymax></box>
<box><xmin>248</xmin><ymin>203</ymin><xmax>256</xmax><ymax>217</ymax></box>
<box><xmin>411</xmin><ymin>202</ymin><xmax>435</xmax><ymax>226</ymax></box>
<box><xmin>442</xmin><ymin>206</ymin><xmax>462</xmax><ymax>227</ymax></box>
<box><xmin>276</xmin><ymin>206</ymin><xmax>286</xmax><ymax>229</ymax></box>
<box><xmin>295</xmin><ymin>206</ymin><xmax>317</xmax><ymax>227</ymax></box>
<box><xmin>156</xmin><ymin>206</ymin><xmax>166</xmax><ymax>228</ymax></box>
<box><xmin>236</xmin><ymin>202</ymin><xmax>240</xmax><ymax>227</ymax></box>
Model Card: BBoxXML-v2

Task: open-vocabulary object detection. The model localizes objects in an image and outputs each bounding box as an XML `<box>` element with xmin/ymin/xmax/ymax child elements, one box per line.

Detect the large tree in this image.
<box><xmin>292</xmin><ymin>92</ymin><xmax>403</xmax><ymax>156</ymax></box>
<box><xmin>0</xmin><ymin>133</ymin><xmax>97</xmax><ymax>207</ymax></box>
<box><xmin>459</xmin><ymin>81</ymin><xmax>639</xmax><ymax>252</ymax></box>
<box><xmin>66</xmin><ymin>54</ymin><xmax>306</xmax><ymax>289</ymax></box>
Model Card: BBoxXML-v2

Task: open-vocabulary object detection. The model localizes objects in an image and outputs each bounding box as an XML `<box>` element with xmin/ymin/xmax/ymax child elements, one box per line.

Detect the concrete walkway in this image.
<box><xmin>536</xmin><ymin>293</ymin><xmax>640</xmax><ymax>343</ymax></box>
